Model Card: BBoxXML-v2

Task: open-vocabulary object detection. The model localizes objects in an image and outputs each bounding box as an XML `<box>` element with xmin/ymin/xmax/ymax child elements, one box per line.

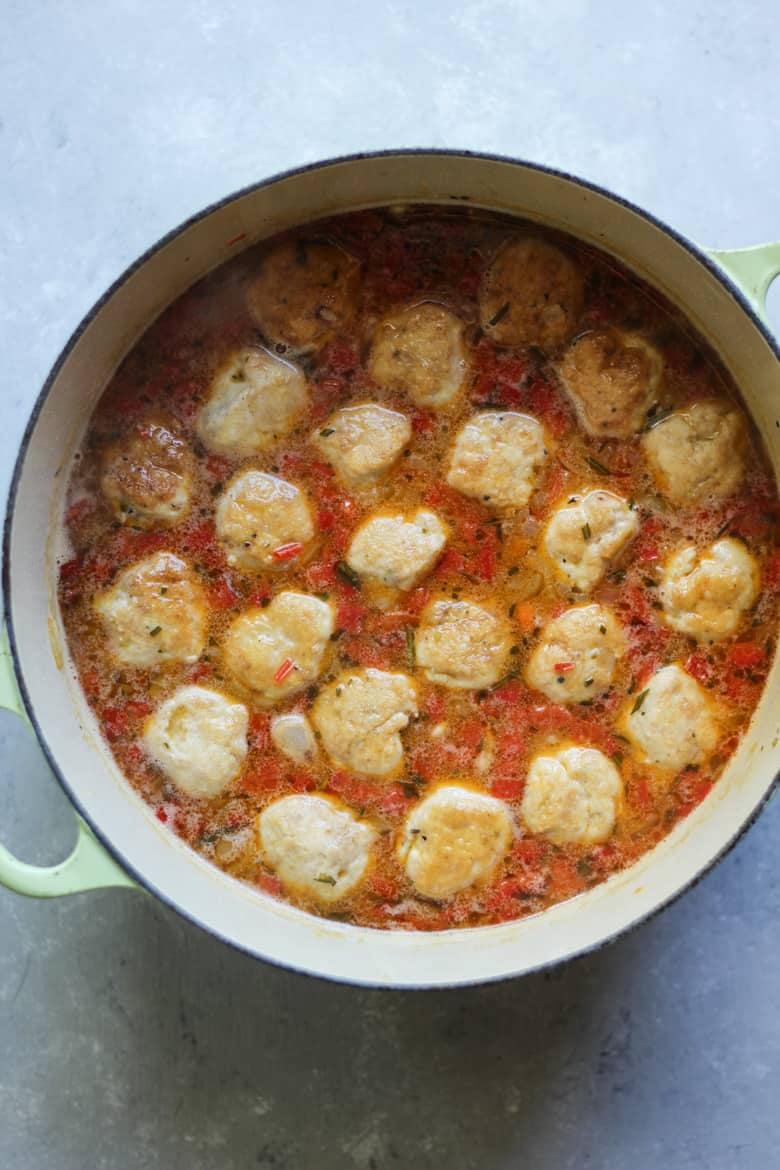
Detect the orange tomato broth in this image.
<box><xmin>58</xmin><ymin>205</ymin><xmax>780</xmax><ymax>930</ymax></box>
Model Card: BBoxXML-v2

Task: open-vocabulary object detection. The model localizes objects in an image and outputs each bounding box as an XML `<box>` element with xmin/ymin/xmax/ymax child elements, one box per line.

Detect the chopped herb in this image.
<box><xmin>577</xmin><ymin>858</ymin><xmax>593</xmax><ymax>878</ymax></box>
<box><xmin>149</xmin><ymin>626</ymin><xmax>162</xmax><ymax>636</ymax></box>
<box><xmin>584</xmin><ymin>677</ymin><xmax>594</xmax><ymax>687</ymax></box>
<box><xmin>400</xmin><ymin>781</ymin><xmax>420</xmax><ymax>799</ymax></box>
<box><xmin>319</xmin><ymin>427</ymin><xmax>336</xmax><ymax>437</ymax></box>
<box><xmin>315</xmin><ymin>591</ymin><xmax>330</xmax><ymax>601</ymax></box>
<box><xmin>586</xmin><ymin>456</ymin><xmax>613</xmax><ymax>476</ymax></box>
<box><xmin>613</xmin><ymin>732</ymin><xmax>630</xmax><ymax>744</ymax></box>
<box><xmin>642</xmin><ymin>576</ymin><xmax>658</xmax><ymax>588</ymax></box>
<box><xmin>611</xmin><ymin>752</ymin><xmax>624</xmax><ymax>766</ymax></box>
<box><xmin>211</xmin><ymin>481</ymin><xmax>223</xmax><ymax>495</ymax></box>
<box><xmin>406</xmin><ymin>627</ymin><xmax>416</xmax><ymax>667</ymax></box>
<box><xmin>330</xmin><ymin>628</ymin><xmax>344</xmax><ymax>642</ymax></box>
<box><xmin>260</xmin><ymin>596</ymin><xmax>271</xmax><ymax>608</ymax></box>
<box><xmin>631</xmin><ymin>688</ymin><xmax>649</xmax><ymax>714</ymax></box>
<box><xmin>315</xmin><ymin>873</ymin><xmax>337</xmax><ymax>886</ymax></box>
<box><xmin>159</xmin><ymin>586</ymin><xmax>168</xmax><ymax>595</ymax></box>
<box><xmin>508</xmin><ymin>565</ymin><xmax>519</xmax><ymax>576</ymax></box>
<box><xmin>508</xmin><ymin>602</ymin><xmax>517</xmax><ymax>618</ymax></box>
<box><xmin>336</xmin><ymin>561</ymin><xmax>361</xmax><ymax>589</ymax></box>
<box><xmin>608</xmin><ymin>568</ymin><xmax>626</xmax><ymax>584</ymax></box>
<box><xmin>599</xmin><ymin>624</ymin><xmax>607</xmax><ymax>634</ymax></box>
<box><xmin>582</xmin><ymin>523</ymin><xmax>591</xmax><ymax>541</ymax></box>
<box><xmin>488</xmin><ymin>301</ymin><xmax>510</xmax><ymax>327</ymax></box>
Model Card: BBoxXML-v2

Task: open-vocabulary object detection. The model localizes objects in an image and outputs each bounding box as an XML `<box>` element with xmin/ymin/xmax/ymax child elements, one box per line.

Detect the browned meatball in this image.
<box><xmin>479</xmin><ymin>236</ymin><xmax>585</xmax><ymax>351</ymax></box>
<box><xmin>557</xmin><ymin>327</ymin><xmax>663</xmax><ymax>438</ymax></box>
<box><xmin>246</xmin><ymin>240</ymin><xmax>360</xmax><ymax>351</ymax></box>
<box><xmin>100</xmin><ymin>417</ymin><xmax>193</xmax><ymax>529</ymax></box>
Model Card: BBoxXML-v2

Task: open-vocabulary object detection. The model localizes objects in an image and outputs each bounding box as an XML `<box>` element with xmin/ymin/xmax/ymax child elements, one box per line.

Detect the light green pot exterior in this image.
<box><xmin>2</xmin><ymin>153</ymin><xmax>780</xmax><ymax>986</ymax></box>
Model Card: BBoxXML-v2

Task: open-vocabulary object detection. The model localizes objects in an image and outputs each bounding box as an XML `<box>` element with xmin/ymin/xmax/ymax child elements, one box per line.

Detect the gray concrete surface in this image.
<box><xmin>2</xmin><ymin>2</ymin><xmax>779</xmax><ymax>1166</ymax></box>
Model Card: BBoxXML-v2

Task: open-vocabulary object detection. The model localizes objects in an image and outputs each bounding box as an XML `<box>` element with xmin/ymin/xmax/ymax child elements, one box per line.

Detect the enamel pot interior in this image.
<box><xmin>6</xmin><ymin>152</ymin><xmax>780</xmax><ymax>988</ymax></box>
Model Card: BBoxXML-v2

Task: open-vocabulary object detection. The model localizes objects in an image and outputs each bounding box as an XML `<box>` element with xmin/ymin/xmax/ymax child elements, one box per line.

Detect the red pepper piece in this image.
<box><xmin>273</xmin><ymin>657</ymin><xmax>296</xmax><ymax>683</ymax></box>
<box><xmin>271</xmin><ymin>541</ymin><xmax>304</xmax><ymax>560</ymax></box>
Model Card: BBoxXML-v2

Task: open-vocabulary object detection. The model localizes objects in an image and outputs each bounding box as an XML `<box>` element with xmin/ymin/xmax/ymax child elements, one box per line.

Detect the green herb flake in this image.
<box><xmin>336</xmin><ymin>561</ymin><xmax>361</xmax><ymax>589</ymax></box>
<box><xmin>582</xmin><ymin>523</ymin><xmax>592</xmax><ymax>541</ymax></box>
<box><xmin>577</xmin><ymin>858</ymin><xmax>593</xmax><ymax>878</ymax></box>
<box><xmin>315</xmin><ymin>873</ymin><xmax>337</xmax><ymax>886</ymax></box>
<box><xmin>210</xmin><ymin>481</ymin><xmax>223</xmax><ymax>496</ymax></box>
<box><xmin>586</xmin><ymin>456</ymin><xmax>613</xmax><ymax>476</ymax></box>
<box><xmin>507</xmin><ymin>565</ymin><xmax>519</xmax><ymax>577</ymax></box>
<box><xmin>149</xmin><ymin>625</ymin><xmax>162</xmax><ymax>637</ymax></box>
<box><xmin>406</xmin><ymin>627</ymin><xmax>416</xmax><ymax>668</ymax></box>
<box><xmin>599</xmin><ymin>624</ymin><xmax>607</xmax><ymax>634</ymax></box>
<box><xmin>508</xmin><ymin>602</ymin><xmax>517</xmax><ymax>618</ymax></box>
<box><xmin>488</xmin><ymin>301</ymin><xmax>510</xmax><ymax>327</ymax></box>
<box><xmin>319</xmin><ymin>427</ymin><xmax>336</xmax><ymax>437</ymax></box>
<box><xmin>631</xmin><ymin>688</ymin><xmax>649</xmax><ymax>714</ymax></box>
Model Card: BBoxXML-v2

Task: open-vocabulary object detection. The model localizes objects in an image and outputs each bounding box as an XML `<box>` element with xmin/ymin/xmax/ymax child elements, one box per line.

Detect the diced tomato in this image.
<box><xmin>480</xmin><ymin>679</ymin><xmax>526</xmax><ymax>716</ymax></box>
<box><xmin>206</xmin><ymin>453</ymin><xmax>232</xmax><ymax>481</ymax></box>
<box><xmin>548</xmin><ymin>857</ymin><xmax>586</xmax><ymax>896</ymax></box>
<box><xmin>257</xmin><ymin>873</ymin><xmax>283</xmax><ymax>897</ymax></box>
<box><xmin>370</xmin><ymin>874</ymin><xmax>400</xmax><ymax>901</ymax></box>
<box><xmin>65</xmin><ymin>497</ymin><xmax>93</xmax><ymax>527</ymax></box>
<box><xmin>512</xmin><ymin>837</ymin><xmax>548</xmax><ymax>866</ymax></box>
<box><xmin>102</xmin><ymin>706</ymin><xmax>127</xmax><ymax>740</ymax></box>
<box><xmin>337</xmin><ymin>600</ymin><xmax>369</xmax><ymax>633</ymax></box>
<box><xmin>491</xmin><ymin>775</ymin><xmax>524</xmax><ymax>800</ymax></box>
<box><xmin>475</xmin><ymin>540</ymin><xmax>497</xmax><ymax>582</ymax></box>
<box><xmin>247</xmin><ymin>586</ymin><xmax>271</xmax><ymax>608</ymax></box>
<box><xmin>684</xmin><ymin>650</ymin><xmax>714</xmax><ymax>685</ymax></box>
<box><xmin>249</xmin><ymin>712</ymin><xmax>271</xmax><ymax>750</ymax></box>
<box><xmin>405</xmin><ymin>585</ymin><xmax>431</xmax><ymax>615</ymax></box>
<box><xmin>765</xmin><ymin>550</ymin><xmax>780</xmax><ymax>590</ymax></box>
<box><xmin>305</xmin><ymin>558</ymin><xmax>338</xmax><ymax>592</ymax></box>
<box><xmin>317</xmin><ymin>508</ymin><xmax>335</xmax><ymax>531</ymax></box>
<box><xmin>435</xmin><ymin>548</ymin><xmax>468</xmax><ymax>577</ymax></box>
<box><xmin>460</xmin><ymin>718</ymin><xmax>484</xmax><ymax>754</ymax></box>
<box><xmin>513</xmin><ymin>601</ymin><xmax>536</xmax><ymax>632</ymax></box>
<box><xmin>124</xmin><ymin>743</ymin><xmax>144</xmax><ymax>766</ymax></box>
<box><xmin>155</xmin><ymin>807</ymin><xmax>168</xmax><ymax>823</ymax></box>
<box><xmin>410</xmin><ymin>407</ymin><xmax>436</xmax><ymax>433</ymax></box>
<box><xmin>320</xmin><ymin>339</ymin><xmax>359</xmax><ymax>374</ymax></box>
<box><xmin>631</xmin><ymin>773</ymin><xmax>653</xmax><ymax>814</ymax></box>
<box><xmin>209</xmin><ymin>575</ymin><xmax>241</xmax><ymax>609</ymax></box>
<box><xmin>187</xmin><ymin>661</ymin><xmax>213</xmax><ymax>682</ymax></box>
<box><xmin>288</xmin><ymin>768</ymin><xmax>317</xmax><ymax>792</ymax></box>
<box><xmin>340</xmin><ymin>636</ymin><xmax>391</xmax><ymax>669</ymax></box>
<box><xmin>677</xmin><ymin>771</ymin><xmax>715</xmax><ymax>818</ymax></box>
<box><xmin>526</xmin><ymin>375</ymin><xmax>570</xmax><ymax>438</ymax></box>
<box><xmin>242</xmin><ymin>758</ymin><xmax>285</xmax><ymax>793</ymax></box>
<box><xmin>728</xmin><ymin>642</ymin><xmax>764</xmax><ymax>669</ymax></box>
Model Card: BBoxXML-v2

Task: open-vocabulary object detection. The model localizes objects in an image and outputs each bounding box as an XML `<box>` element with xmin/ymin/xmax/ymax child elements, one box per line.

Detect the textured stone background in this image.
<box><xmin>1</xmin><ymin>2</ymin><xmax>779</xmax><ymax>1166</ymax></box>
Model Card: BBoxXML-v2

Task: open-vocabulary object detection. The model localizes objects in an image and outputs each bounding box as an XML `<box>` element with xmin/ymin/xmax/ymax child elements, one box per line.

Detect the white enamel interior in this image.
<box><xmin>6</xmin><ymin>153</ymin><xmax>780</xmax><ymax>987</ymax></box>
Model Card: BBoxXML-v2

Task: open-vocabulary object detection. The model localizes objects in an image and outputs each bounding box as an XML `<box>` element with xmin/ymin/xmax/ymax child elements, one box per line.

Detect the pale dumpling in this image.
<box><xmin>557</xmin><ymin>328</ymin><xmax>664</xmax><ymax>438</ymax></box>
<box><xmin>223</xmin><ymin>592</ymin><xmax>334</xmax><ymax>703</ymax></box>
<box><xmin>215</xmin><ymin>470</ymin><xmax>314</xmax><ymax>571</ymax></box>
<box><xmin>525</xmin><ymin>604</ymin><xmax>624</xmax><ymax>703</ymax></box>
<box><xmin>543</xmin><ymin>490</ymin><xmax>639</xmax><ymax>592</ymax></box>
<box><xmin>397</xmin><ymin>785</ymin><xmax>513</xmax><ymax>899</ymax></box>
<box><xmin>622</xmin><ymin>664</ymin><xmax>721</xmax><ymax>771</ymax></box>
<box><xmin>447</xmin><ymin>411</ymin><xmax>548</xmax><ymax>510</ymax></box>
<box><xmin>94</xmin><ymin>550</ymin><xmax>206</xmax><ymax>666</ymax></box>
<box><xmin>312</xmin><ymin>403</ymin><xmax>411</xmax><ymax>488</ymax></box>
<box><xmin>368</xmin><ymin>302</ymin><xmax>468</xmax><ymax>408</ymax></box>
<box><xmin>259</xmin><ymin>794</ymin><xmax>375</xmax><ymax>904</ymax></box>
<box><xmin>345</xmin><ymin>509</ymin><xmax>447</xmax><ymax>591</ymax></box>
<box><xmin>415</xmin><ymin>599</ymin><xmax>512</xmax><ymax>690</ymax></box>
<box><xmin>312</xmin><ymin>668</ymin><xmax>418</xmax><ymax>776</ymax></box>
<box><xmin>246</xmin><ymin>239</ymin><xmax>360</xmax><ymax>351</ymax></box>
<box><xmin>522</xmin><ymin>746</ymin><xmax>623</xmax><ymax>844</ymax></box>
<box><xmin>270</xmin><ymin>713</ymin><xmax>318</xmax><ymax>764</ymax></box>
<box><xmin>101</xmin><ymin>417</ymin><xmax>192</xmax><ymax>529</ymax></box>
<box><xmin>143</xmin><ymin>685</ymin><xmax>248</xmax><ymax>799</ymax></box>
<box><xmin>660</xmin><ymin>538</ymin><xmax>759</xmax><ymax>642</ymax></box>
<box><xmin>642</xmin><ymin>399</ymin><xmax>750</xmax><ymax>505</ymax></box>
<box><xmin>479</xmin><ymin>236</ymin><xmax>585</xmax><ymax>351</ymax></box>
<box><xmin>197</xmin><ymin>347</ymin><xmax>308</xmax><ymax>456</ymax></box>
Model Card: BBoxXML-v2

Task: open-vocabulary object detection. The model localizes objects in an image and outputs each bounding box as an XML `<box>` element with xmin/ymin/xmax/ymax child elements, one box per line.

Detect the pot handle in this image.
<box><xmin>706</xmin><ymin>242</ymin><xmax>780</xmax><ymax>321</ymax></box>
<box><xmin>0</xmin><ymin>628</ymin><xmax>136</xmax><ymax>896</ymax></box>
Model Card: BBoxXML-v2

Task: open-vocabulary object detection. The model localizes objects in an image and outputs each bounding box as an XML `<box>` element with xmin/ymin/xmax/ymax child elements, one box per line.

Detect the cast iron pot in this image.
<box><xmin>2</xmin><ymin>151</ymin><xmax>780</xmax><ymax>988</ymax></box>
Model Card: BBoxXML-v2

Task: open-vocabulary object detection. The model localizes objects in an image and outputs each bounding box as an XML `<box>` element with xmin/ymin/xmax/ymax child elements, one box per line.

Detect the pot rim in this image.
<box><xmin>4</xmin><ymin>147</ymin><xmax>780</xmax><ymax>988</ymax></box>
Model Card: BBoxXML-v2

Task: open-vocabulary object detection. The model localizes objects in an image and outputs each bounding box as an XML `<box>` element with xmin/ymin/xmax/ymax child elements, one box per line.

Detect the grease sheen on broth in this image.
<box><xmin>58</xmin><ymin>206</ymin><xmax>780</xmax><ymax>931</ymax></box>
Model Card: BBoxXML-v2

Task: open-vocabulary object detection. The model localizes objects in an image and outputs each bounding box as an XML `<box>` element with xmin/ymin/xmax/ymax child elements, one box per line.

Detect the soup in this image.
<box><xmin>57</xmin><ymin>206</ymin><xmax>780</xmax><ymax>930</ymax></box>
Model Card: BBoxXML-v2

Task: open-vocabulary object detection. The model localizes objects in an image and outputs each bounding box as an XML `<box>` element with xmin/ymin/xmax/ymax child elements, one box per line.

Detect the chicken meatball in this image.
<box><xmin>101</xmin><ymin>417</ymin><xmax>192</xmax><ymax>529</ymax></box>
<box><xmin>197</xmin><ymin>347</ymin><xmax>308</xmax><ymax>457</ymax></box>
<box><xmin>397</xmin><ymin>785</ymin><xmax>513</xmax><ymax>900</ymax></box>
<box><xmin>215</xmin><ymin>470</ymin><xmax>314</xmax><ymax>572</ymax></box>
<box><xmin>415</xmin><ymin>599</ymin><xmax>511</xmax><ymax>689</ymax></box>
<box><xmin>246</xmin><ymin>239</ymin><xmax>360</xmax><ymax>351</ymax></box>
<box><xmin>543</xmin><ymin>490</ymin><xmax>639</xmax><ymax>592</ymax></box>
<box><xmin>525</xmin><ymin>604</ymin><xmax>623</xmax><ymax>703</ymax></box>
<box><xmin>312</xmin><ymin>403</ymin><xmax>411</xmax><ymax>488</ymax></box>
<box><xmin>346</xmin><ymin>509</ymin><xmax>447</xmax><ymax>592</ymax></box>
<box><xmin>447</xmin><ymin>411</ymin><xmax>548</xmax><ymax>511</ymax></box>
<box><xmin>660</xmin><ymin>538</ymin><xmax>759</xmax><ymax>642</ymax></box>
<box><xmin>143</xmin><ymin>685</ymin><xmax>248</xmax><ymax>799</ymax></box>
<box><xmin>258</xmin><ymin>794</ymin><xmax>375</xmax><ymax>904</ymax></box>
<box><xmin>223</xmin><ymin>592</ymin><xmax>334</xmax><ymax>703</ymax></box>
<box><xmin>312</xmin><ymin>668</ymin><xmax>418</xmax><ymax>776</ymax></box>
<box><xmin>642</xmin><ymin>399</ymin><xmax>749</xmax><ymax>505</ymax></box>
<box><xmin>522</xmin><ymin>746</ymin><xmax>623</xmax><ymax>845</ymax></box>
<box><xmin>368</xmin><ymin>302</ymin><xmax>468</xmax><ymax>408</ymax></box>
<box><xmin>557</xmin><ymin>328</ymin><xmax>664</xmax><ymax>438</ymax></box>
<box><xmin>94</xmin><ymin>550</ymin><xmax>206</xmax><ymax>667</ymax></box>
<box><xmin>479</xmin><ymin>236</ymin><xmax>585</xmax><ymax>351</ymax></box>
<box><xmin>623</xmin><ymin>664</ymin><xmax>721</xmax><ymax>771</ymax></box>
